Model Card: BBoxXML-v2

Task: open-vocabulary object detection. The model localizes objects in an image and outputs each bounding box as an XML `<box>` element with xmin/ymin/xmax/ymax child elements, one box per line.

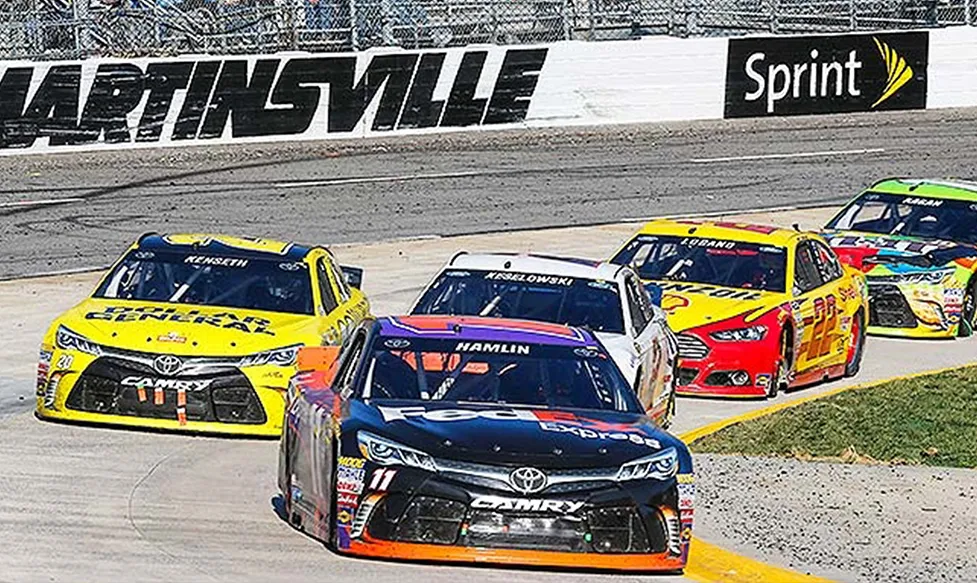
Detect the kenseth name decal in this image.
<box><xmin>184</xmin><ymin>255</ymin><xmax>249</xmax><ymax>268</ymax></box>
<box><xmin>0</xmin><ymin>48</ymin><xmax>547</xmax><ymax>150</ymax></box>
<box><xmin>377</xmin><ymin>406</ymin><xmax>662</xmax><ymax>449</ymax></box>
<box><xmin>472</xmin><ymin>496</ymin><xmax>585</xmax><ymax>514</ymax></box>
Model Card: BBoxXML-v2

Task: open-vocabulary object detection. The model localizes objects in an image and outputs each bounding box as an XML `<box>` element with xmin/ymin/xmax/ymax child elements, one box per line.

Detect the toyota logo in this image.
<box><xmin>509</xmin><ymin>466</ymin><xmax>547</xmax><ymax>494</ymax></box>
<box><xmin>153</xmin><ymin>354</ymin><xmax>183</xmax><ymax>376</ymax></box>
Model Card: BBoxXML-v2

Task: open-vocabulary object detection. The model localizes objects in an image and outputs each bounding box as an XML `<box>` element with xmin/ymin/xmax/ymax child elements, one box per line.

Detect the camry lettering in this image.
<box><xmin>121</xmin><ymin>376</ymin><xmax>212</xmax><ymax>391</ymax></box>
<box><xmin>377</xmin><ymin>406</ymin><xmax>538</xmax><ymax>423</ymax></box>
<box><xmin>184</xmin><ymin>255</ymin><xmax>250</xmax><ymax>268</ymax></box>
<box><xmin>455</xmin><ymin>342</ymin><xmax>531</xmax><ymax>355</ymax></box>
<box><xmin>471</xmin><ymin>496</ymin><xmax>584</xmax><ymax>514</ymax></box>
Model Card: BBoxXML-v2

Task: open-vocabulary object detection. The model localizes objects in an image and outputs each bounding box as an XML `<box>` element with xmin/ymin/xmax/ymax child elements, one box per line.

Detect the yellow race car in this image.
<box><xmin>36</xmin><ymin>234</ymin><xmax>370</xmax><ymax>436</ymax></box>
<box><xmin>611</xmin><ymin>220</ymin><xmax>868</xmax><ymax>398</ymax></box>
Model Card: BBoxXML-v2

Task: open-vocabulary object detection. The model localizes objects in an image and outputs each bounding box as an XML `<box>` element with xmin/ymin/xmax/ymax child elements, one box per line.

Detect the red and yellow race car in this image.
<box><xmin>610</xmin><ymin>220</ymin><xmax>868</xmax><ymax>398</ymax></box>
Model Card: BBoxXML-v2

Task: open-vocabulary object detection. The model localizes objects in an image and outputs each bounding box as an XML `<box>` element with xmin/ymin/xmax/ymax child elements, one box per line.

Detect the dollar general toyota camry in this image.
<box><xmin>279</xmin><ymin>315</ymin><xmax>694</xmax><ymax>571</ymax></box>
<box><xmin>36</xmin><ymin>234</ymin><xmax>369</xmax><ymax>436</ymax></box>
<box><xmin>611</xmin><ymin>220</ymin><xmax>867</xmax><ymax>398</ymax></box>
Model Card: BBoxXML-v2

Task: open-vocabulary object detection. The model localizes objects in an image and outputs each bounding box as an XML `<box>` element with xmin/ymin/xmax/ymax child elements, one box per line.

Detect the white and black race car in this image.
<box><xmin>409</xmin><ymin>253</ymin><xmax>679</xmax><ymax>426</ymax></box>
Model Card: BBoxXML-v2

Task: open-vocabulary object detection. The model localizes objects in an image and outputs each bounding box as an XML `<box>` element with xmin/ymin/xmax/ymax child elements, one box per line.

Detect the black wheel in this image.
<box><xmin>959</xmin><ymin>279</ymin><xmax>977</xmax><ymax>337</ymax></box>
<box><xmin>844</xmin><ymin>311</ymin><xmax>866</xmax><ymax>377</ymax></box>
<box><xmin>661</xmin><ymin>390</ymin><xmax>676</xmax><ymax>430</ymax></box>
<box><xmin>325</xmin><ymin>443</ymin><xmax>339</xmax><ymax>550</ymax></box>
<box><xmin>769</xmin><ymin>330</ymin><xmax>791</xmax><ymax>398</ymax></box>
<box><xmin>282</xmin><ymin>434</ymin><xmax>303</xmax><ymax>529</ymax></box>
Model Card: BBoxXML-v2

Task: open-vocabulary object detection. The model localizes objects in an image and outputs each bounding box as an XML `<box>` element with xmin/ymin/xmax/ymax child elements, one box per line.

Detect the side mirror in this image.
<box><xmin>297</xmin><ymin>346</ymin><xmax>342</xmax><ymax>388</ymax></box>
<box><xmin>644</xmin><ymin>283</ymin><xmax>663</xmax><ymax>307</ymax></box>
<box><xmin>340</xmin><ymin>265</ymin><xmax>364</xmax><ymax>289</ymax></box>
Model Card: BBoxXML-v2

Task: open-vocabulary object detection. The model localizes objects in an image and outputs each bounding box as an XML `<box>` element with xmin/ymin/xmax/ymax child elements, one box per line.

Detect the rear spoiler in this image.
<box><xmin>340</xmin><ymin>265</ymin><xmax>364</xmax><ymax>289</ymax></box>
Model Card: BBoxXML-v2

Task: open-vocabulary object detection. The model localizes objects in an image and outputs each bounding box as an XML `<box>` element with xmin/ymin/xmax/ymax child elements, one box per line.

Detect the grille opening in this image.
<box><xmin>676</xmin><ymin>334</ymin><xmax>710</xmax><ymax>359</ymax></box>
<box><xmin>676</xmin><ymin>368</ymin><xmax>698</xmax><ymax>386</ymax></box>
<box><xmin>393</xmin><ymin>496</ymin><xmax>466</xmax><ymax>545</ymax></box>
<box><xmin>587</xmin><ymin>506</ymin><xmax>652</xmax><ymax>553</ymax></box>
<box><xmin>869</xmin><ymin>284</ymin><xmax>919</xmax><ymax>328</ymax></box>
<box><xmin>704</xmin><ymin>370</ymin><xmax>750</xmax><ymax>387</ymax></box>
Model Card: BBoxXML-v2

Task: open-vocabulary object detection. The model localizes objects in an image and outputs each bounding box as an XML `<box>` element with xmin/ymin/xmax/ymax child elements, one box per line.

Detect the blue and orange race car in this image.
<box><xmin>279</xmin><ymin>315</ymin><xmax>694</xmax><ymax>572</ymax></box>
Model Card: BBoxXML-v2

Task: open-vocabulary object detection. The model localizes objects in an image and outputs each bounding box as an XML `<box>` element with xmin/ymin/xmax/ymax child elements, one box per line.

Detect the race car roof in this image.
<box><xmin>447</xmin><ymin>253</ymin><xmax>625</xmax><ymax>282</ymax></box>
<box><xmin>870</xmin><ymin>178</ymin><xmax>977</xmax><ymax>202</ymax></box>
<box><xmin>632</xmin><ymin>219</ymin><xmax>799</xmax><ymax>246</ymax></box>
<box><xmin>378</xmin><ymin>315</ymin><xmax>599</xmax><ymax>348</ymax></box>
<box><xmin>136</xmin><ymin>234</ymin><xmax>313</xmax><ymax>261</ymax></box>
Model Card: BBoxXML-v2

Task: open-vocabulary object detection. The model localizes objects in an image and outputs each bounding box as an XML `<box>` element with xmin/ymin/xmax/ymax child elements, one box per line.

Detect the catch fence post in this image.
<box><xmin>348</xmin><ymin>0</ymin><xmax>358</xmax><ymax>49</ymax></box>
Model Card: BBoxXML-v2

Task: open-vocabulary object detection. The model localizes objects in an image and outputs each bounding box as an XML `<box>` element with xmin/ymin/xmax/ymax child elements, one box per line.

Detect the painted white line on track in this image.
<box><xmin>0</xmin><ymin>197</ymin><xmax>85</xmax><ymax>209</ymax></box>
<box><xmin>689</xmin><ymin>148</ymin><xmax>885</xmax><ymax>164</ymax></box>
<box><xmin>274</xmin><ymin>170</ymin><xmax>488</xmax><ymax>188</ymax></box>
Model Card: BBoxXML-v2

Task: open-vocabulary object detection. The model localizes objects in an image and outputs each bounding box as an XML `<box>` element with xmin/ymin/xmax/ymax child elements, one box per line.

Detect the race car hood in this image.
<box><xmin>648</xmin><ymin>281</ymin><xmax>784</xmax><ymax>333</ymax></box>
<box><xmin>592</xmin><ymin>332</ymin><xmax>639</xmax><ymax>384</ymax></box>
<box><xmin>352</xmin><ymin>400</ymin><xmax>684</xmax><ymax>469</ymax></box>
<box><xmin>822</xmin><ymin>230</ymin><xmax>977</xmax><ymax>276</ymax></box>
<box><xmin>51</xmin><ymin>298</ymin><xmax>319</xmax><ymax>356</ymax></box>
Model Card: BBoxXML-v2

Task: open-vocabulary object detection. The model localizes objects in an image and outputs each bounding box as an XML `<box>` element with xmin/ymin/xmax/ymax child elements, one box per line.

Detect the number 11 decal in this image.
<box><xmin>370</xmin><ymin>468</ymin><xmax>397</xmax><ymax>491</ymax></box>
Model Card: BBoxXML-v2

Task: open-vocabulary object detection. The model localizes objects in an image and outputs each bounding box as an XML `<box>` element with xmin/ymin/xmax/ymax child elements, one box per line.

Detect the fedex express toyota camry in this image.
<box><xmin>280</xmin><ymin>315</ymin><xmax>694</xmax><ymax>572</ymax></box>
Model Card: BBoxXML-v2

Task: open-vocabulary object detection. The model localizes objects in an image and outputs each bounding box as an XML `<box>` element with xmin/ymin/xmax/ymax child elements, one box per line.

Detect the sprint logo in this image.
<box><xmin>725</xmin><ymin>31</ymin><xmax>927</xmax><ymax>118</ymax></box>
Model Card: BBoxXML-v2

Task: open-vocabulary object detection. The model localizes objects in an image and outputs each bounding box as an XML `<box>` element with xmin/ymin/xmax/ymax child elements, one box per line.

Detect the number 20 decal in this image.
<box><xmin>369</xmin><ymin>469</ymin><xmax>397</xmax><ymax>491</ymax></box>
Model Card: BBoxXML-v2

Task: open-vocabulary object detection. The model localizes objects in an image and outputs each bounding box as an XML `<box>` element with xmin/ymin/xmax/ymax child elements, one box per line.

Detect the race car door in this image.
<box><xmin>791</xmin><ymin>240</ymin><xmax>841</xmax><ymax>375</ymax></box>
<box><xmin>623</xmin><ymin>273</ymin><xmax>668</xmax><ymax>411</ymax></box>
<box><xmin>316</xmin><ymin>256</ymin><xmax>360</xmax><ymax>346</ymax></box>
<box><xmin>808</xmin><ymin>239</ymin><xmax>848</xmax><ymax>367</ymax></box>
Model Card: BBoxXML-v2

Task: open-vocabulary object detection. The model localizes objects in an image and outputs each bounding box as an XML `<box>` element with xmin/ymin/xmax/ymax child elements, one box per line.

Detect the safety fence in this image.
<box><xmin>1</xmin><ymin>0</ymin><xmax>974</xmax><ymax>60</ymax></box>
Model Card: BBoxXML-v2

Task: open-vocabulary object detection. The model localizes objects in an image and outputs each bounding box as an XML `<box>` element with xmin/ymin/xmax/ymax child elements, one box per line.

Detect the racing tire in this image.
<box><xmin>325</xmin><ymin>444</ymin><xmax>339</xmax><ymax>551</ymax></box>
<box><xmin>959</xmin><ymin>279</ymin><xmax>977</xmax><ymax>337</ymax></box>
<box><xmin>661</xmin><ymin>390</ymin><xmax>676</xmax><ymax>430</ymax></box>
<box><xmin>844</xmin><ymin>311</ymin><xmax>866</xmax><ymax>378</ymax></box>
<box><xmin>769</xmin><ymin>330</ymin><xmax>791</xmax><ymax>399</ymax></box>
<box><xmin>282</xmin><ymin>433</ymin><xmax>302</xmax><ymax>530</ymax></box>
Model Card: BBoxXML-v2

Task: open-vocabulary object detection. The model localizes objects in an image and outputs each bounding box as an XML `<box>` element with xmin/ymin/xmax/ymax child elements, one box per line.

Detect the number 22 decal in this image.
<box><xmin>810</xmin><ymin>295</ymin><xmax>838</xmax><ymax>358</ymax></box>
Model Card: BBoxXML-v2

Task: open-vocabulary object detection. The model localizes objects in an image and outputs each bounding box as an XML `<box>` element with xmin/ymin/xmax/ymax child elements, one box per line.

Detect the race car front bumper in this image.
<box><xmin>673</xmin><ymin>331</ymin><xmax>778</xmax><ymax>398</ymax></box>
<box><xmin>866</xmin><ymin>281</ymin><xmax>960</xmax><ymax>338</ymax></box>
<box><xmin>336</xmin><ymin>469</ymin><xmax>692</xmax><ymax>572</ymax></box>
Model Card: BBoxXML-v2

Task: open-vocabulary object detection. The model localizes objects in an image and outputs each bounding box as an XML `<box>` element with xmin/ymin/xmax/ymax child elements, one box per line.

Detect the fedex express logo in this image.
<box><xmin>377</xmin><ymin>406</ymin><xmax>662</xmax><ymax>449</ymax></box>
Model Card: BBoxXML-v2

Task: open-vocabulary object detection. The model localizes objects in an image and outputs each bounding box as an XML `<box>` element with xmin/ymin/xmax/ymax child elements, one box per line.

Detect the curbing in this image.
<box><xmin>678</xmin><ymin>361</ymin><xmax>977</xmax><ymax>582</ymax></box>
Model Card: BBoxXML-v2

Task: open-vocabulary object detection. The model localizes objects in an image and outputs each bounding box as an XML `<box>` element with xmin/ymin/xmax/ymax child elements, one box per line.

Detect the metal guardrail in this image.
<box><xmin>1</xmin><ymin>0</ymin><xmax>974</xmax><ymax>60</ymax></box>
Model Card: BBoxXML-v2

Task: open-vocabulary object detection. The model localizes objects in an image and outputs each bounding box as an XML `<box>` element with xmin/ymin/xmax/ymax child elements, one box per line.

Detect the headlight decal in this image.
<box><xmin>616</xmin><ymin>447</ymin><xmax>679</xmax><ymax>482</ymax></box>
<box><xmin>55</xmin><ymin>325</ymin><xmax>103</xmax><ymax>356</ymax></box>
<box><xmin>238</xmin><ymin>344</ymin><xmax>301</xmax><ymax>368</ymax></box>
<box><xmin>357</xmin><ymin>431</ymin><xmax>437</xmax><ymax>472</ymax></box>
<box><xmin>709</xmin><ymin>325</ymin><xmax>767</xmax><ymax>342</ymax></box>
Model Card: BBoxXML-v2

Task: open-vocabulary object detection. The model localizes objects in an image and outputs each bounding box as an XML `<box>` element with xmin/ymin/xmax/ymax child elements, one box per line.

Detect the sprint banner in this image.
<box><xmin>724</xmin><ymin>31</ymin><xmax>929</xmax><ymax>118</ymax></box>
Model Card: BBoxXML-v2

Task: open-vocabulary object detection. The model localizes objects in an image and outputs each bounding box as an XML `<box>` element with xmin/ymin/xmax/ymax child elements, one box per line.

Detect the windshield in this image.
<box><xmin>612</xmin><ymin>235</ymin><xmax>787</xmax><ymax>293</ymax></box>
<box><xmin>361</xmin><ymin>337</ymin><xmax>640</xmax><ymax>413</ymax></box>
<box><xmin>826</xmin><ymin>191</ymin><xmax>977</xmax><ymax>245</ymax></box>
<box><xmin>94</xmin><ymin>250</ymin><xmax>313</xmax><ymax>314</ymax></box>
<box><xmin>412</xmin><ymin>270</ymin><xmax>624</xmax><ymax>334</ymax></box>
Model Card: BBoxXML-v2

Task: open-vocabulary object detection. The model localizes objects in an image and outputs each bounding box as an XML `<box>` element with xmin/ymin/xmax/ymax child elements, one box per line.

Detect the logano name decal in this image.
<box><xmin>376</xmin><ymin>406</ymin><xmax>662</xmax><ymax>449</ymax></box>
<box><xmin>85</xmin><ymin>305</ymin><xmax>275</xmax><ymax>335</ymax></box>
<box><xmin>0</xmin><ymin>48</ymin><xmax>547</xmax><ymax>150</ymax></box>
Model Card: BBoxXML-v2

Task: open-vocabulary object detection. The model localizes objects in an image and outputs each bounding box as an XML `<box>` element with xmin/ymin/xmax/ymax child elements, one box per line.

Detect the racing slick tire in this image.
<box><xmin>769</xmin><ymin>329</ymin><xmax>792</xmax><ymax>399</ymax></box>
<box><xmin>845</xmin><ymin>310</ymin><xmax>866</xmax><ymax>378</ymax></box>
<box><xmin>959</xmin><ymin>279</ymin><xmax>977</xmax><ymax>337</ymax></box>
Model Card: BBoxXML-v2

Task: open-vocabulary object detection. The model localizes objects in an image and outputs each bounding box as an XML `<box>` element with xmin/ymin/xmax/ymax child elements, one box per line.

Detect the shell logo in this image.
<box><xmin>661</xmin><ymin>294</ymin><xmax>691</xmax><ymax>314</ymax></box>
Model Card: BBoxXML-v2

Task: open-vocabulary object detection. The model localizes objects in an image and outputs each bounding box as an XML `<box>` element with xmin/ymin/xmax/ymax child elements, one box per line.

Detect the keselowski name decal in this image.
<box><xmin>121</xmin><ymin>377</ymin><xmax>212</xmax><ymax>391</ymax></box>
<box><xmin>184</xmin><ymin>255</ymin><xmax>249</xmax><ymax>268</ymax></box>
<box><xmin>376</xmin><ymin>406</ymin><xmax>662</xmax><ymax>449</ymax></box>
<box><xmin>86</xmin><ymin>306</ymin><xmax>274</xmax><ymax>335</ymax></box>
<box><xmin>483</xmin><ymin>272</ymin><xmax>574</xmax><ymax>286</ymax></box>
<box><xmin>471</xmin><ymin>496</ymin><xmax>584</xmax><ymax>514</ymax></box>
<box><xmin>455</xmin><ymin>341</ymin><xmax>531</xmax><ymax>355</ymax></box>
<box><xmin>0</xmin><ymin>48</ymin><xmax>547</xmax><ymax>150</ymax></box>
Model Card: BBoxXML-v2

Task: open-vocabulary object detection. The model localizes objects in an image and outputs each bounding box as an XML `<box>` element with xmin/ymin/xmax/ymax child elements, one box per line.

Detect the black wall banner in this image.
<box><xmin>724</xmin><ymin>31</ymin><xmax>928</xmax><ymax>118</ymax></box>
<box><xmin>0</xmin><ymin>48</ymin><xmax>548</xmax><ymax>150</ymax></box>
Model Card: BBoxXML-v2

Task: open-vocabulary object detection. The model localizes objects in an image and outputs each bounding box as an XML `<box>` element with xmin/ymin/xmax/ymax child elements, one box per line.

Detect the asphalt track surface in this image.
<box><xmin>4</xmin><ymin>106</ymin><xmax>977</xmax><ymax>279</ymax></box>
<box><xmin>3</xmin><ymin>110</ymin><xmax>977</xmax><ymax>583</ymax></box>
